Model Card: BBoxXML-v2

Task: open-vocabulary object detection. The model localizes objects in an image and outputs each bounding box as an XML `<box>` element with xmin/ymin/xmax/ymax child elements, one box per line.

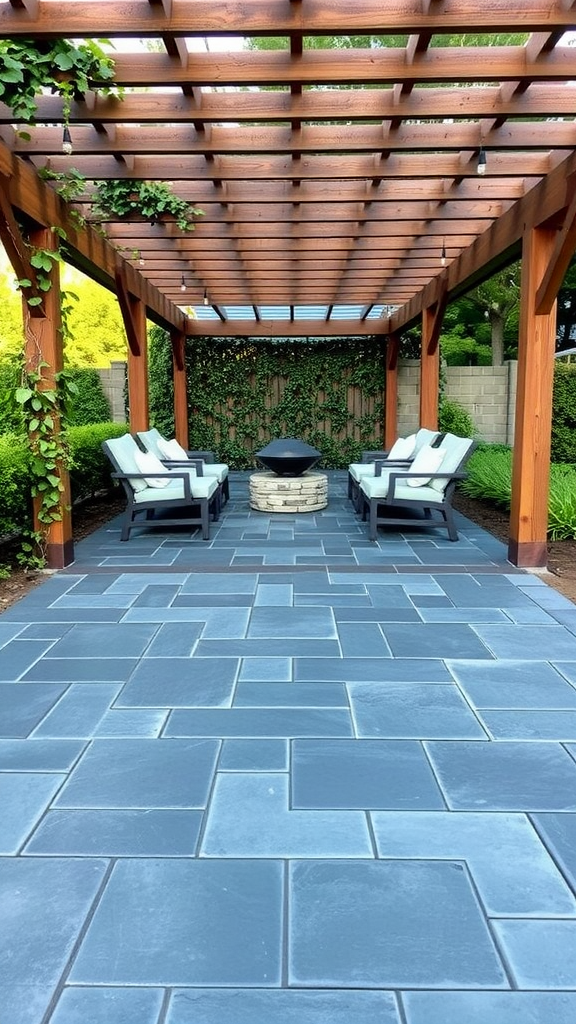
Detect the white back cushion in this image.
<box><xmin>429</xmin><ymin>434</ymin><xmax>473</xmax><ymax>493</ymax></box>
<box><xmin>406</xmin><ymin>445</ymin><xmax>446</xmax><ymax>487</ymax></box>
<box><xmin>157</xmin><ymin>436</ymin><xmax>188</xmax><ymax>461</ymax></box>
<box><xmin>388</xmin><ymin>434</ymin><xmax>416</xmax><ymax>460</ymax></box>
<box><xmin>134</xmin><ymin>449</ymin><xmax>171</xmax><ymax>488</ymax></box>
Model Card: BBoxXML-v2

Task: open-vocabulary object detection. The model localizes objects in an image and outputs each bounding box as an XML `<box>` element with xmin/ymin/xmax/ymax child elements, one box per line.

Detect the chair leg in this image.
<box><xmin>222</xmin><ymin>477</ymin><xmax>230</xmax><ymax>503</ymax></box>
<box><xmin>444</xmin><ymin>505</ymin><xmax>459</xmax><ymax>542</ymax></box>
<box><xmin>369</xmin><ymin>499</ymin><xmax>378</xmax><ymax>541</ymax></box>
<box><xmin>200</xmin><ymin>499</ymin><xmax>211</xmax><ymax>540</ymax></box>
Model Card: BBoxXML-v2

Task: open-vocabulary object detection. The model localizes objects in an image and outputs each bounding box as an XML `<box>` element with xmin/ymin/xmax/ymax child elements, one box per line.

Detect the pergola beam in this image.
<box><xmin>0</xmin><ymin>0</ymin><xmax>573</xmax><ymax>34</ymax></box>
<box><xmin>5</xmin><ymin>84</ymin><xmax>576</xmax><ymax>125</ymax></box>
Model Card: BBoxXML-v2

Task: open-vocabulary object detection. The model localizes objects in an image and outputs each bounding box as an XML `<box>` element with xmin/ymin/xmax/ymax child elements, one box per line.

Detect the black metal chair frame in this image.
<box><xmin>102</xmin><ymin>440</ymin><xmax>219</xmax><ymax>541</ymax></box>
<box><xmin>359</xmin><ymin>442</ymin><xmax>476</xmax><ymax>543</ymax></box>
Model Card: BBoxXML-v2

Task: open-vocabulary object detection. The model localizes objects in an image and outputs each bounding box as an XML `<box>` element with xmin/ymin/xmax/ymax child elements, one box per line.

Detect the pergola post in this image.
<box><xmin>171</xmin><ymin>328</ymin><xmax>189</xmax><ymax>448</ymax></box>
<box><xmin>508</xmin><ymin>226</ymin><xmax>557</xmax><ymax>568</ymax></box>
<box><xmin>24</xmin><ymin>227</ymin><xmax>73</xmax><ymax>569</ymax></box>
<box><xmin>385</xmin><ymin>333</ymin><xmax>400</xmax><ymax>449</ymax></box>
<box><xmin>116</xmin><ymin>266</ymin><xmax>149</xmax><ymax>433</ymax></box>
<box><xmin>419</xmin><ymin>304</ymin><xmax>442</xmax><ymax>429</ymax></box>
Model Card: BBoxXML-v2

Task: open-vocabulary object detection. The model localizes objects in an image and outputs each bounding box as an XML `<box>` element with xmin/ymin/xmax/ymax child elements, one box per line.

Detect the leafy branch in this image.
<box><xmin>92</xmin><ymin>179</ymin><xmax>204</xmax><ymax>232</ymax></box>
<box><xmin>14</xmin><ymin>364</ymin><xmax>77</xmax><ymax>567</ymax></box>
<box><xmin>0</xmin><ymin>38</ymin><xmax>120</xmax><ymax>137</ymax></box>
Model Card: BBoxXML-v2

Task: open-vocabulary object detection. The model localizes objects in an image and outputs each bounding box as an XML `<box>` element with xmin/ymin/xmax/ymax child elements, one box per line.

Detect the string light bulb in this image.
<box><xmin>180</xmin><ymin>275</ymin><xmax>187</xmax><ymax>292</ymax></box>
<box><xmin>138</xmin><ymin>254</ymin><xmax>145</xmax><ymax>267</ymax></box>
<box><xmin>477</xmin><ymin>147</ymin><xmax>487</xmax><ymax>175</ymax></box>
<box><xmin>441</xmin><ymin>239</ymin><xmax>446</xmax><ymax>267</ymax></box>
<box><xmin>203</xmin><ymin>288</ymin><xmax>209</xmax><ymax>306</ymax></box>
<box><xmin>62</xmin><ymin>126</ymin><xmax>73</xmax><ymax>155</ymax></box>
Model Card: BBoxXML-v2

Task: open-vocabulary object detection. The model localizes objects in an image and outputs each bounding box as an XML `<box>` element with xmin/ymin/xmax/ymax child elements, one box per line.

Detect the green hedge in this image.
<box><xmin>552</xmin><ymin>363</ymin><xmax>576</xmax><ymax>464</ymax></box>
<box><xmin>68</xmin><ymin>421</ymin><xmax>128</xmax><ymax>501</ymax></box>
<box><xmin>460</xmin><ymin>443</ymin><xmax>576</xmax><ymax>539</ymax></box>
<box><xmin>67</xmin><ymin>368</ymin><xmax>111</xmax><ymax>427</ymax></box>
<box><xmin>0</xmin><ymin>421</ymin><xmax>128</xmax><ymax>539</ymax></box>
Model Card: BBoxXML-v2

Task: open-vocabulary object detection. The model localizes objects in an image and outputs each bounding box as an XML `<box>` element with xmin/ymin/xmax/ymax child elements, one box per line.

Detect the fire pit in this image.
<box><xmin>251</xmin><ymin>437</ymin><xmax>327</xmax><ymax>512</ymax></box>
<box><xmin>255</xmin><ymin>438</ymin><xmax>322</xmax><ymax>476</ymax></box>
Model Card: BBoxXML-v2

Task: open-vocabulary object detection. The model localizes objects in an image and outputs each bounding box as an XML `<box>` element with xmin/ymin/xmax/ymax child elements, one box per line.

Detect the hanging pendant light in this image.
<box><xmin>62</xmin><ymin>126</ymin><xmax>73</xmax><ymax>155</ymax></box>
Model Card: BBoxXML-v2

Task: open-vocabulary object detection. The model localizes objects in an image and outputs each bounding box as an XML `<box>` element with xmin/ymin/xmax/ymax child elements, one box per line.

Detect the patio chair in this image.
<box><xmin>102</xmin><ymin>433</ymin><xmax>220</xmax><ymax>541</ymax></box>
<box><xmin>358</xmin><ymin>433</ymin><xmax>476</xmax><ymax>542</ymax></box>
<box><xmin>347</xmin><ymin>428</ymin><xmax>442</xmax><ymax>511</ymax></box>
<box><xmin>136</xmin><ymin>427</ymin><xmax>230</xmax><ymax>504</ymax></box>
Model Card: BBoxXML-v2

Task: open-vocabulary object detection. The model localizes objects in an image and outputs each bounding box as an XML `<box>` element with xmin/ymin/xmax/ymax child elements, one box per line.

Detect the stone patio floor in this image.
<box><xmin>2</xmin><ymin>470</ymin><xmax>576</xmax><ymax>1024</ymax></box>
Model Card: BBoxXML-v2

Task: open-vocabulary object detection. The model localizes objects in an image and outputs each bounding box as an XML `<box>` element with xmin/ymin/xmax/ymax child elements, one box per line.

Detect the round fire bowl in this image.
<box><xmin>255</xmin><ymin>438</ymin><xmax>322</xmax><ymax>476</ymax></box>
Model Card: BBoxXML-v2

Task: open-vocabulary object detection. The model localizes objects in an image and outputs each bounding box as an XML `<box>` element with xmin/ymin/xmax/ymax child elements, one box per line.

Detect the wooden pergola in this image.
<box><xmin>0</xmin><ymin>0</ymin><xmax>575</xmax><ymax>567</ymax></box>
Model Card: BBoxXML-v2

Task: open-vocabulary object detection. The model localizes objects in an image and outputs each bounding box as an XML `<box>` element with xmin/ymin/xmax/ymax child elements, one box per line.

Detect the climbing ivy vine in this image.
<box><xmin>148</xmin><ymin>331</ymin><xmax>386</xmax><ymax>468</ymax></box>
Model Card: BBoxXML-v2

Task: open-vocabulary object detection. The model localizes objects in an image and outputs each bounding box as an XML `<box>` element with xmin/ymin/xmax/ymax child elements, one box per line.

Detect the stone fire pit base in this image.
<box><xmin>250</xmin><ymin>471</ymin><xmax>328</xmax><ymax>513</ymax></box>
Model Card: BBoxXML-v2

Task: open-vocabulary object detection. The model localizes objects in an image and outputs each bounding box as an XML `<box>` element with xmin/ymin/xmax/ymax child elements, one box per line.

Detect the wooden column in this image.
<box><xmin>385</xmin><ymin>333</ymin><xmax>399</xmax><ymax>449</ymax></box>
<box><xmin>171</xmin><ymin>328</ymin><xmax>189</xmax><ymax>448</ymax></box>
<box><xmin>508</xmin><ymin>226</ymin><xmax>557</xmax><ymax>567</ymax></box>
<box><xmin>24</xmin><ymin>228</ymin><xmax>73</xmax><ymax>569</ymax></box>
<box><xmin>125</xmin><ymin>298</ymin><xmax>149</xmax><ymax>432</ymax></box>
<box><xmin>420</xmin><ymin>304</ymin><xmax>441</xmax><ymax>429</ymax></box>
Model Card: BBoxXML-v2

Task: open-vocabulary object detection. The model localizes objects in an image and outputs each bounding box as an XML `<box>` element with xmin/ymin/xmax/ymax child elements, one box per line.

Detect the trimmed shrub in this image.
<box><xmin>552</xmin><ymin>363</ymin><xmax>576</xmax><ymax>464</ymax></box>
<box><xmin>68</xmin><ymin>421</ymin><xmax>128</xmax><ymax>502</ymax></box>
<box><xmin>0</xmin><ymin>359</ymin><xmax>24</xmax><ymax>435</ymax></box>
<box><xmin>0</xmin><ymin>433</ymin><xmax>30</xmax><ymax>536</ymax></box>
<box><xmin>0</xmin><ymin>422</ymin><xmax>128</xmax><ymax>540</ymax></box>
<box><xmin>67</xmin><ymin>368</ymin><xmax>111</xmax><ymax>426</ymax></box>
<box><xmin>438</xmin><ymin>398</ymin><xmax>477</xmax><ymax>438</ymax></box>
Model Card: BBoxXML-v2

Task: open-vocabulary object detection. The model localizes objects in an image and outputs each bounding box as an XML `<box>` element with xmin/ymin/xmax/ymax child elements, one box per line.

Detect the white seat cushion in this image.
<box><xmin>360</xmin><ymin>475</ymin><xmax>441</xmax><ymax>505</ymax></box>
<box><xmin>196</xmin><ymin>463</ymin><xmax>229</xmax><ymax>483</ymax></box>
<box><xmin>134</xmin><ymin>449</ymin><xmax>171</xmax><ymax>488</ymax></box>
<box><xmin>133</xmin><ymin>475</ymin><xmax>218</xmax><ymax>504</ymax></box>
<box><xmin>348</xmin><ymin>462</ymin><xmax>377</xmax><ymax>482</ymax></box>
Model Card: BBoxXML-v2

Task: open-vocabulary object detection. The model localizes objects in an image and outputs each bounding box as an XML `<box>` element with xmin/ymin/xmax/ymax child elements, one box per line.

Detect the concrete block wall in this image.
<box><xmin>397</xmin><ymin>359</ymin><xmax>517</xmax><ymax>444</ymax></box>
<box><xmin>97</xmin><ymin>361</ymin><xmax>127</xmax><ymax>423</ymax></box>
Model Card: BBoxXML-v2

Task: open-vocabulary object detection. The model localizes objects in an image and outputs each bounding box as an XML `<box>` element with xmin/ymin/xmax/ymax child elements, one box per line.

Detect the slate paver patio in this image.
<box><xmin>2</xmin><ymin>470</ymin><xmax>576</xmax><ymax>1023</ymax></box>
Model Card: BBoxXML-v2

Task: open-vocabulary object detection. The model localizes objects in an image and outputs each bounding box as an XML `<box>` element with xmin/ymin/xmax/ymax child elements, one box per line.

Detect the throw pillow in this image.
<box><xmin>134</xmin><ymin>449</ymin><xmax>171</xmax><ymax>488</ymax></box>
<box><xmin>387</xmin><ymin>434</ymin><xmax>416</xmax><ymax>460</ymax></box>
<box><xmin>157</xmin><ymin>436</ymin><xmax>188</xmax><ymax>461</ymax></box>
<box><xmin>406</xmin><ymin>445</ymin><xmax>446</xmax><ymax>487</ymax></box>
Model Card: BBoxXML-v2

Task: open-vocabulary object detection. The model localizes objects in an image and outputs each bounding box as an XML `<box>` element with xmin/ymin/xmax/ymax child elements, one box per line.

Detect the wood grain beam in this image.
<box><xmin>9</xmin><ymin>84</ymin><xmax>576</xmax><ymax>125</ymax></box>
<box><xmin>0</xmin><ymin>0</ymin><xmax>572</xmax><ymax>35</ymax></box>
<box><xmin>54</xmin><ymin>48</ymin><xmax>576</xmax><ymax>89</ymax></box>
<box><xmin>0</xmin><ymin>174</ymin><xmax>45</xmax><ymax>314</ymax></box>
<box><xmin>39</xmin><ymin>153</ymin><xmax>550</xmax><ymax>183</ymax></box>
<box><xmin>10</xmin><ymin>121</ymin><xmax>576</xmax><ymax>157</ymax></box>
<box><xmin>185</xmin><ymin>318</ymin><xmax>386</xmax><ymax>338</ymax></box>
<box><xmin>535</xmin><ymin>172</ymin><xmax>576</xmax><ymax>314</ymax></box>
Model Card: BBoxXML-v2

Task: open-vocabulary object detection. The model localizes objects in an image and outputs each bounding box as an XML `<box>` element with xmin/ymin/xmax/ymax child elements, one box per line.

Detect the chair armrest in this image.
<box><xmin>373</xmin><ymin>458</ymin><xmax>411</xmax><ymax>476</ymax></box>
<box><xmin>111</xmin><ymin>470</ymin><xmax>193</xmax><ymax>499</ymax></box>
<box><xmin>387</xmin><ymin>469</ymin><xmax>467</xmax><ymax>498</ymax></box>
<box><xmin>362</xmin><ymin>449</ymin><xmax>389</xmax><ymax>463</ymax></box>
<box><xmin>187</xmin><ymin>449</ymin><xmax>216</xmax><ymax>462</ymax></box>
<box><xmin>160</xmin><ymin>458</ymin><xmax>204</xmax><ymax>476</ymax></box>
